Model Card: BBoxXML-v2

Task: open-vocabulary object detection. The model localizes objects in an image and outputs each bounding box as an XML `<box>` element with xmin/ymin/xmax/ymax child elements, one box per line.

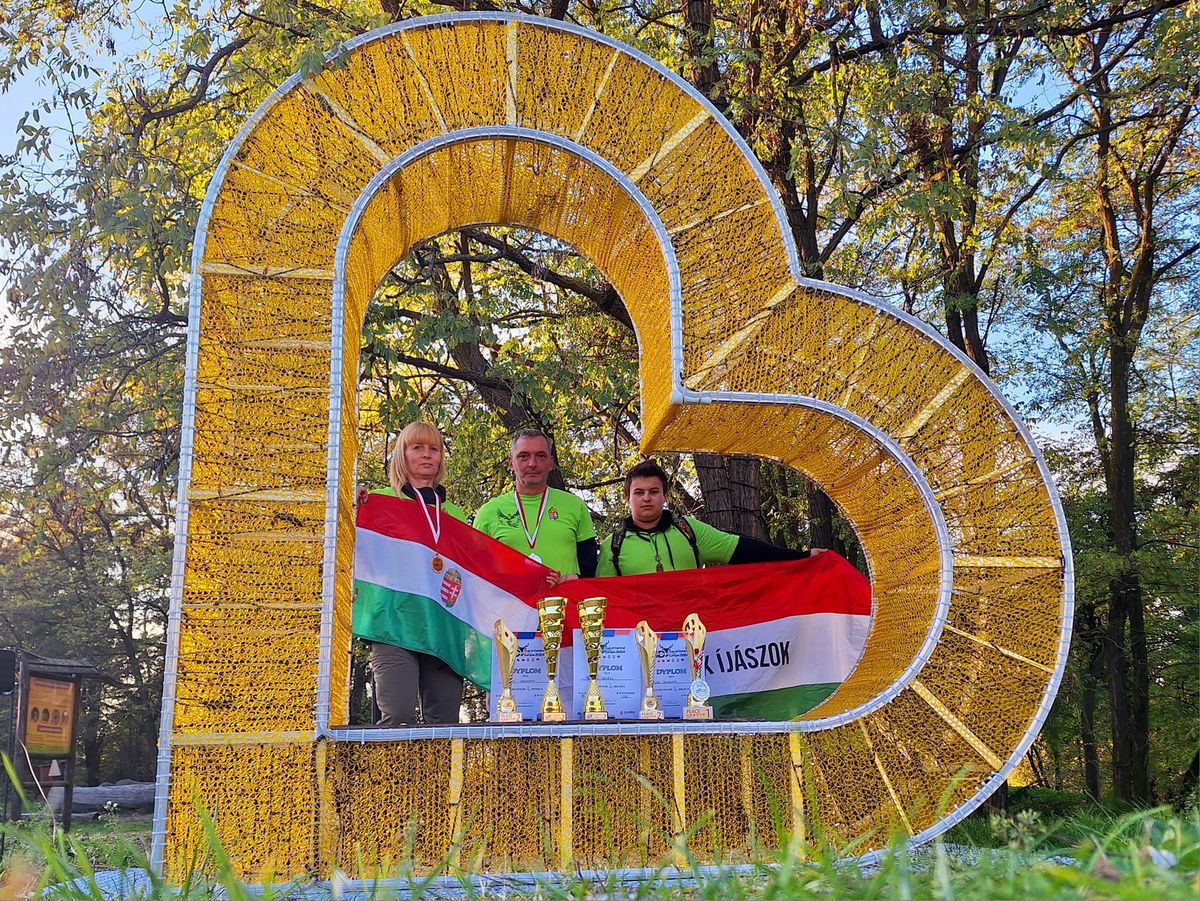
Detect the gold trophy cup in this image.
<box><xmin>578</xmin><ymin>596</ymin><xmax>609</xmax><ymax>720</ymax></box>
<box><xmin>635</xmin><ymin>621</ymin><xmax>664</xmax><ymax>720</ymax></box>
<box><xmin>494</xmin><ymin>618</ymin><xmax>523</xmax><ymax>722</ymax></box>
<box><xmin>682</xmin><ymin>613</ymin><xmax>713</xmax><ymax>720</ymax></box>
<box><xmin>538</xmin><ymin>596</ymin><xmax>567</xmax><ymax>722</ymax></box>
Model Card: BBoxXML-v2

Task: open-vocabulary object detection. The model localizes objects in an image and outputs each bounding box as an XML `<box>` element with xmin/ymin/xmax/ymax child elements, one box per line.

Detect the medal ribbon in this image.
<box><xmin>514</xmin><ymin>489</ymin><xmax>549</xmax><ymax>554</ymax></box>
<box><xmin>415</xmin><ymin>491</ymin><xmax>442</xmax><ymax>549</ymax></box>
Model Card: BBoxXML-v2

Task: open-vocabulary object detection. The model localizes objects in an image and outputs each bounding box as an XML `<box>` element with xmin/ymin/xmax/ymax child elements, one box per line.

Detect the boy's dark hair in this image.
<box><xmin>624</xmin><ymin>460</ymin><xmax>670</xmax><ymax>496</ymax></box>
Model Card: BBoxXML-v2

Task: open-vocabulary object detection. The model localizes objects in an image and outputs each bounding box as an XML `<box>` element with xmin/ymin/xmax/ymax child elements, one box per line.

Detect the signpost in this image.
<box><xmin>0</xmin><ymin>649</ymin><xmax>100</xmax><ymax>835</ymax></box>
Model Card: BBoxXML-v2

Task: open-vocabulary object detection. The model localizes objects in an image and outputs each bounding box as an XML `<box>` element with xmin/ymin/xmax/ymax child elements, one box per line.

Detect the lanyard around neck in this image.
<box><xmin>634</xmin><ymin>529</ymin><xmax>677</xmax><ymax>572</ymax></box>
<box><xmin>415</xmin><ymin>490</ymin><xmax>442</xmax><ymax>547</ymax></box>
<box><xmin>514</xmin><ymin>488</ymin><xmax>549</xmax><ymax>552</ymax></box>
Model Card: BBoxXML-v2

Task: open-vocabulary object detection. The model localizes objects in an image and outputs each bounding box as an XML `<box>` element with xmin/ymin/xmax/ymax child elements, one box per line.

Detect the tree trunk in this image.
<box><xmin>1175</xmin><ymin>750</ymin><xmax>1199</xmax><ymax>805</ymax></box>
<box><xmin>694</xmin><ymin>454</ymin><xmax>768</xmax><ymax>539</ymax></box>
<box><xmin>1028</xmin><ymin>743</ymin><xmax>1048</xmax><ymax>787</ymax></box>
<box><xmin>1128</xmin><ymin>573</ymin><xmax>1152</xmax><ymax>801</ymax></box>
<box><xmin>82</xmin><ymin>733</ymin><xmax>103</xmax><ymax>788</ymax></box>
<box><xmin>806</xmin><ymin>482</ymin><xmax>850</xmax><ymax>557</ymax></box>
<box><xmin>66</xmin><ymin>782</ymin><xmax>156</xmax><ymax>812</ymax></box>
<box><xmin>983</xmin><ymin>781</ymin><xmax>1009</xmax><ymax>814</ymax></box>
<box><xmin>1105</xmin><ymin>590</ymin><xmax>1134</xmax><ymax>802</ymax></box>
<box><xmin>78</xmin><ymin>683</ymin><xmax>104</xmax><ymax>786</ymax></box>
<box><xmin>681</xmin><ymin>0</ymin><xmax>722</xmax><ymax>104</ymax></box>
<box><xmin>1106</xmin><ymin>338</ymin><xmax>1150</xmax><ymax>803</ymax></box>
<box><xmin>1079</xmin><ymin>603</ymin><xmax>1105</xmax><ymax>801</ymax></box>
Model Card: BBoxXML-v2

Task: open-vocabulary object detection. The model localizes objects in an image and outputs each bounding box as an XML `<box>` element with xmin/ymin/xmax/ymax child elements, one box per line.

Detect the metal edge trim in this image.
<box><xmin>330</xmin><ymin>12</ymin><xmax>803</xmax><ymax>282</ymax></box>
<box><xmin>326</xmin><ymin>721</ymin><xmax>828</xmax><ymax>739</ymax></box>
<box><xmin>319</xmin><ymin>124</ymin><xmax>682</xmax><ymax>736</ymax></box>
<box><xmin>674</xmin><ymin>388</ymin><xmax>955</xmax><ymax>732</ymax></box>
<box><xmin>314</xmin><ymin>263</ymin><xmax>344</xmax><ymax>737</ymax></box>
<box><xmin>149</xmin><ymin>159</ymin><xmax>223</xmax><ymax>876</ymax></box>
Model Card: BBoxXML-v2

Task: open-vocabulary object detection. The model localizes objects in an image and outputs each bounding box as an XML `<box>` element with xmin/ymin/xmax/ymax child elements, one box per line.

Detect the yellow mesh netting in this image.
<box><xmin>164</xmin><ymin>743</ymin><xmax>318</xmax><ymax>879</ymax></box>
<box><xmin>158</xmin><ymin>14</ymin><xmax>1070</xmax><ymax>881</ymax></box>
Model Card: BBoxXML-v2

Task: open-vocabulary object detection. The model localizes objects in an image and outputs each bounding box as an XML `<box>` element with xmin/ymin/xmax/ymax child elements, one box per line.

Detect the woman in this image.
<box><xmin>353</xmin><ymin>421</ymin><xmax>469</xmax><ymax>725</ymax></box>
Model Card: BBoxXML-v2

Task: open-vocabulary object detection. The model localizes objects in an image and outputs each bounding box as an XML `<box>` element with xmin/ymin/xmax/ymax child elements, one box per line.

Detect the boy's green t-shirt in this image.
<box><xmin>596</xmin><ymin>515</ymin><xmax>738</xmax><ymax>577</ymax></box>
<box><xmin>473</xmin><ymin>487</ymin><xmax>596</xmax><ymax>574</ymax></box>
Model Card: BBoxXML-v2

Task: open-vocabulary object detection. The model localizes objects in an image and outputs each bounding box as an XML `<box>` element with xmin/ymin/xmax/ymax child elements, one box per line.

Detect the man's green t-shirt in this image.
<box><xmin>596</xmin><ymin>515</ymin><xmax>738</xmax><ymax>577</ymax></box>
<box><xmin>474</xmin><ymin>487</ymin><xmax>596</xmax><ymax>574</ymax></box>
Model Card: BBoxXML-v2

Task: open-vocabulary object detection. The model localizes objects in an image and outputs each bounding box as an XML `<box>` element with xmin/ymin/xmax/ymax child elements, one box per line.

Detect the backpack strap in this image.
<box><xmin>609</xmin><ymin>525</ymin><xmax>628</xmax><ymax>576</ymax></box>
<box><xmin>674</xmin><ymin>515</ymin><xmax>701</xmax><ymax>568</ymax></box>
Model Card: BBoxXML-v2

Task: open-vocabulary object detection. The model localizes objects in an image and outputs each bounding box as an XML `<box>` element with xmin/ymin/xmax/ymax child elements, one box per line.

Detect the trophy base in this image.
<box><xmin>584</xmin><ymin>711</ymin><xmax>609</xmax><ymax>721</ymax></box>
<box><xmin>683</xmin><ymin>705</ymin><xmax>713</xmax><ymax>720</ymax></box>
<box><xmin>496</xmin><ymin>711</ymin><xmax>524</xmax><ymax>723</ymax></box>
<box><xmin>540</xmin><ymin>712</ymin><xmax>567</xmax><ymax>722</ymax></box>
<box><xmin>639</xmin><ymin>709</ymin><xmax>665</xmax><ymax>720</ymax></box>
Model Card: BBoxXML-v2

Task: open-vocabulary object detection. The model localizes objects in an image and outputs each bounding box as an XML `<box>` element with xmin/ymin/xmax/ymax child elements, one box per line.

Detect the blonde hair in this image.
<box><xmin>389</xmin><ymin>421</ymin><xmax>447</xmax><ymax>491</ymax></box>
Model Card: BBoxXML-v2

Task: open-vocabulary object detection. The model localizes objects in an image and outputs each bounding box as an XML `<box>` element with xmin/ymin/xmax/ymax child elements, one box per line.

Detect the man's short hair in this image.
<box><xmin>624</xmin><ymin>460</ymin><xmax>670</xmax><ymax>495</ymax></box>
<box><xmin>510</xmin><ymin>428</ymin><xmax>554</xmax><ymax>458</ymax></box>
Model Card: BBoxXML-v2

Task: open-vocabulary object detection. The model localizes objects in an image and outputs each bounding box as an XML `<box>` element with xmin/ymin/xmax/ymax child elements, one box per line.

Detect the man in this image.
<box><xmin>597</xmin><ymin>460</ymin><xmax>825</xmax><ymax>577</ymax></box>
<box><xmin>475</xmin><ymin>429</ymin><xmax>598</xmax><ymax>585</ymax></box>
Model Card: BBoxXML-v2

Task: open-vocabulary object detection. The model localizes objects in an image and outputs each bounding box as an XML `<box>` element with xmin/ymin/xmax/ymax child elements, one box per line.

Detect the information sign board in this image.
<box><xmin>24</xmin><ymin>677</ymin><xmax>76</xmax><ymax>756</ymax></box>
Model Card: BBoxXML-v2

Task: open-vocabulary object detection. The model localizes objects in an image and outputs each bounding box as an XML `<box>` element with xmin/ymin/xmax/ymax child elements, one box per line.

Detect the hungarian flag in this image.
<box><xmin>352</xmin><ymin>493</ymin><xmax>549</xmax><ymax>688</ymax></box>
<box><xmin>353</xmin><ymin>494</ymin><xmax>871</xmax><ymax>718</ymax></box>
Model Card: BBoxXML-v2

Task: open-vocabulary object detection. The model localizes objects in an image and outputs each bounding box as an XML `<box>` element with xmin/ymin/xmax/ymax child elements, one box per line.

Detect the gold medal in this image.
<box><xmin>515</xmin><ymin>489</ymin><xmax>550</xmax><ymax>561</ymax></box>
<box><xmin>415</xmin><ymin>490</ymin><xmax>445</xmax><ymax>573</ymax></box>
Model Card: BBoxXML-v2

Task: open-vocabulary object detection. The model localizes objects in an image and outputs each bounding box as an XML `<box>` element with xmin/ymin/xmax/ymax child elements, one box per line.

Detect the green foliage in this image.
<box><xmin>358</xmin><ymin>228</ymin><xmax>641</xmax><ymax>519</ymax></box>
<box><xmin>3</xmin><ymin>802</ymin><xmax>1199</xmax><ymax>899</ymax></box>
<box><xmin>0</xmin><ymin>0</ymin><xmax>1196</xmax><ymax>811</ymax></box>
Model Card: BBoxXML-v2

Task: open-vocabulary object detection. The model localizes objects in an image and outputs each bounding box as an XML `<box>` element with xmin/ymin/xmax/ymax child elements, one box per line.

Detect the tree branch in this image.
<box><xmin>130</xmin><ymin>36</ymin><xmax>252</xmax><ymax>143</ymax></box>
<box><xmin>460</xmin><ymin>228</ymin><xmax>634</xmax><ymax>330</ymax></box>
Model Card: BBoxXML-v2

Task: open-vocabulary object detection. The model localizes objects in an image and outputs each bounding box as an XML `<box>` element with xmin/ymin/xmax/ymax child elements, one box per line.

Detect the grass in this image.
<box><xmin>1</xmin><ymin>787</ymin><xmax>1197</xmax><ymax>899</ymax></box>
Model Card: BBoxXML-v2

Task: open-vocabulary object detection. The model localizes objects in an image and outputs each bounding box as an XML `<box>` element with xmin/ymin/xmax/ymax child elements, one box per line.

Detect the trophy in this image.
<box><xmin>538</xmin><ymin>596</ymin><xmax>567</xmax><ymax>722</ymax></box>
<box><xmin>635</xmin><ymin>621</ymin><xmax>663</xmax><ymax>720</ymax></box>
<box><xmin>682</xmin><ymin>613</ymin><xmax>713</xmax><ymax>720</ymax></box>
<box><xmin>578</xmin><ymin>596</ymin><xmax>608</xmax><ymax>720</ymax></box>
<box><xmin>493</xmin><ymin>618</ymin><xmax>523</xmax><ymax>722</ymax></box>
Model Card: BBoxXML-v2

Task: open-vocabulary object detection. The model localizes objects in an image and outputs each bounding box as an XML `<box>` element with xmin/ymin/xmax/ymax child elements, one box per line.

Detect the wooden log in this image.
<box><xmin>47</xmin><ymin>781</ymin><xmax>155</xmax><ymax>813</ymax></box>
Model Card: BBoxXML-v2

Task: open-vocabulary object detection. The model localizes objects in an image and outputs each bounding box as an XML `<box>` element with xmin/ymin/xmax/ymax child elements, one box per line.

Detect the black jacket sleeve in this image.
<box><xmin>729</xmin><ymin>535</ymin><xmax>807</xmax><ymax>565</ymax></box>
<box><xmin>576</xmin><ymin>537</ymin><xmax>598</xmax><ymax>578</ymax></box>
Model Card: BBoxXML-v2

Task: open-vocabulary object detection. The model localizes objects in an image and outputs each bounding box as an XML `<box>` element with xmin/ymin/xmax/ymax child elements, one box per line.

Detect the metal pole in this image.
<box><xmin>0</xmin><ymin>650</ymin><xmax>17</xmax><ymax>860</ymax></box>
<box><xmin>62</xmin><ymin>676</ymin><xmax>82</xmax><ymax>833</ymax></box>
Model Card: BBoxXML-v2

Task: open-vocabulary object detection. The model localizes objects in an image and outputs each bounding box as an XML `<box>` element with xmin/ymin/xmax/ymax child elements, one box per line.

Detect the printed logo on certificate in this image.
<box><xmin>569</xmin><ymin>628</ymin><xmax>642</xmax><ymax>719</ymax></box>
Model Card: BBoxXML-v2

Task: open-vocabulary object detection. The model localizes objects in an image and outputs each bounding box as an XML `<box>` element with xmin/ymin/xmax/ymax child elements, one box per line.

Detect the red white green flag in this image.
<box><xmin>352</xmin><ymin>494</ymin><xmax>548</xmax><ymax>688</ymax></box>
<box><xmin>353</xmin><ymin>494</ymin><xmax>870</xmax><ymax>718</ymax></box>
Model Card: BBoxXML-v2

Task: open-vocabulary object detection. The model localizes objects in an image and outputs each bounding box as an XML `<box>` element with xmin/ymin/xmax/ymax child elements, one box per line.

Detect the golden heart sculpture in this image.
<box><xmin>153</xmin><ymin>13</ymin><xmax>1072</xmax><ymax>882</ymax></box>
